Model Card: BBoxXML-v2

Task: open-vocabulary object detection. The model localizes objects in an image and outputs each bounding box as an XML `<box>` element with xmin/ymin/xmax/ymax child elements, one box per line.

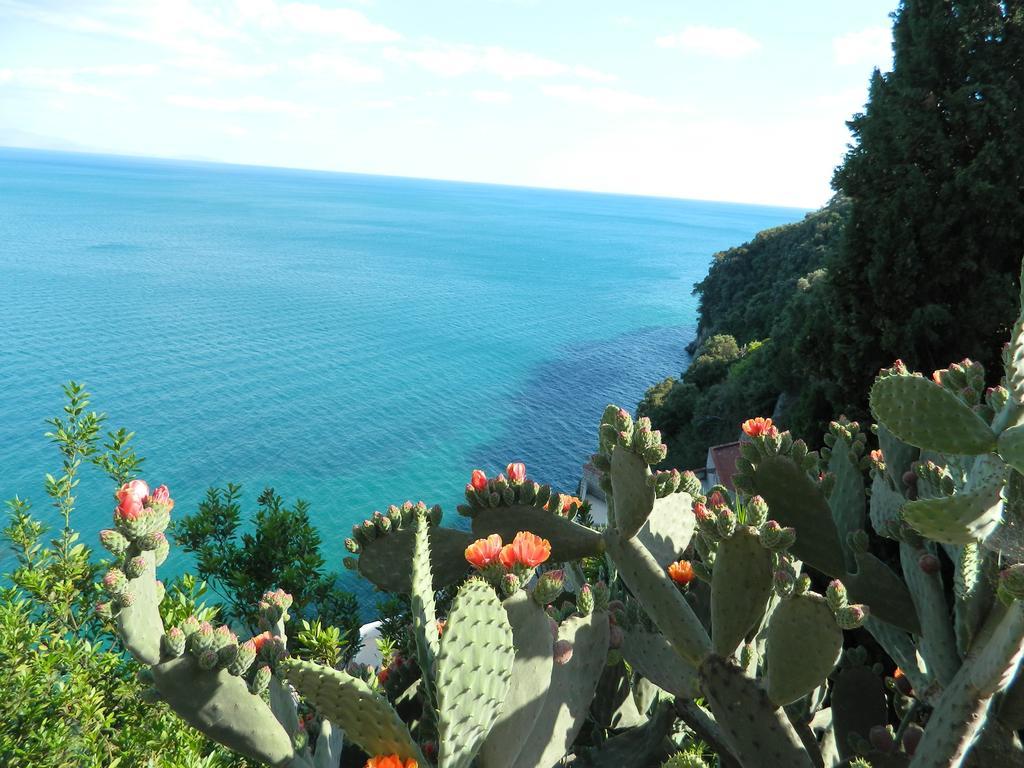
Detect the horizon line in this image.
<box><xmin>0</xmin><ymin>143</ymin><xmax>816</xmax><ymax>213</ymax></box>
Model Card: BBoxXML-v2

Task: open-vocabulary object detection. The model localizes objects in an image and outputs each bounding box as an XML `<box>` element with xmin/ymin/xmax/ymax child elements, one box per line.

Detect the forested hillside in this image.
<box><xmin>643</xmin><ymin>0</ymin><xmax>1024</xmax><ymax>471</ymax></box>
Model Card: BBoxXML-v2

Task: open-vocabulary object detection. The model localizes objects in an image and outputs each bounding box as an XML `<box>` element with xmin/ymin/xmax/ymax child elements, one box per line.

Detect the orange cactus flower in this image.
<box><xmin>741</xmin><ymin>417</ymin><xmax>776</xmax><ymax>438</ymax></box>
<box><xmin>365</xmin><ymin>756</ymin><xmax>418</xmax><ymax>768</ymax></box>
<box><xmin>668</xmin><ymin>560</ymin><xmax>695</xmax><ymax>585</ymax></box>
<box><xmin>465</xmin><ymin>534</ymin><xmax>503</xmax><ymax>568</ymax></box>
<box><xmin>251</xmin><ymin>631</ymin><xmax>275</xmax><ymax>654</ymax></box>
<box><xmin>499</xmin><ymin>531</ymin><xmax>552</xmax><ymax>568</ymax></box>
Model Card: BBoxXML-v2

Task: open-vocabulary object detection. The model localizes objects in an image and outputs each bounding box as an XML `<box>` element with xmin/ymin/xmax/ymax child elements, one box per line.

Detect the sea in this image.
<box><xmin>0</xmin><ymin>147</ymin><xmax>804</xmax><ymax>607</ymax></box>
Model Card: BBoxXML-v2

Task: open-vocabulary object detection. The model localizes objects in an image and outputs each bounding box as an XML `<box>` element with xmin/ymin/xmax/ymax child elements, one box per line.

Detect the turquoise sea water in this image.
<box><xmin>0</xmin><ymin>147</ymin><xmax>803</xmax><ymax>604</ymax></box>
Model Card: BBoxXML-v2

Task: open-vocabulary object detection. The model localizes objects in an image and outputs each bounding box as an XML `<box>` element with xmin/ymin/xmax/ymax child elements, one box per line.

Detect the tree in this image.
<box><xmin>172</xmin><ymin>484</ymin><xmax>361</xmax><ymax>653</ymax></box>
<box><xmin>828</xmin><ymin>0</ymin><xmax>1024</xmax><ymax>413</ymax></box>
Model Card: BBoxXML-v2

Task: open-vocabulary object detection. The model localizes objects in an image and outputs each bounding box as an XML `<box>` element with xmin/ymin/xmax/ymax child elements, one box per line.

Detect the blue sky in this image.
<box><xmin>0</xmin><ymin>1</ymin><xmax>898</xmax><ymax>207</ymax></box>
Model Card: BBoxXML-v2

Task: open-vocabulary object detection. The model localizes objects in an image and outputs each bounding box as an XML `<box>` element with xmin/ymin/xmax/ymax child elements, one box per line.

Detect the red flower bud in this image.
<box><xmin>470</xmin><ymin>470</ymin><xmax>488</xmax><ymax>492</ymax></box>
<box><xmin>506</xmin><ymin>462</ymin><xmax>526</xmax><ymax>484</ymax></box>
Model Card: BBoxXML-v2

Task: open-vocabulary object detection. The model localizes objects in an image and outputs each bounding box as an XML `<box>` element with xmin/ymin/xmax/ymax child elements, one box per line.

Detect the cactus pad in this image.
<box><xmin>699</xmin><ymin>654</ymin><xmax>814</xmax><ymax>768</ymax></box>
<box><xmin>436</xmin><ymin>578</ymin><xmax>515</xmax><ymax>768</ymax></box>
<box><xmin>357</xmin><ymin>526</ymin><xmax>472</xmax><ymax>593</ymax></box>
<box><xmin>764</xmin><ymin>592</ymin><xmax>843</xmax><ymax>706</ymax></box>
<box><xmin>282</xmin><ymin>657</ymin><xmax>424</xmax><ymax>763</ymax></box>
<box><xmin>621</xmin><ymin>629</ymin><xmax>699</xmax><ymax>699</ymax></box>
<box><xmin>152</xmin><ymin>654</ymin><xmax>295</xmax><ymax>767</ymax></box>
<box><xmin>831</xmin><ymin>664</ymin><xmax>887</xmax><ymax>760</ymax></box>
<box><xmin>870</xmin><ymin>373</ymin><xmax>996</xmax><ymax>455</ymax></box>
<box><xmin>743</xmin><ymin>454</ymin><xmax>847</xmax><ymax>578</ymax></box>
<box><xmin>604</xmin><ymin>528</ymin><xmax>711</xmax><ymax>665</ymax></box>
<box><xmin>710</xmin><ymin>526</ymin><xmax>773</xmax><ymax>657</ymax></box>
<box><xmin>637</xmin><ymin>491</ymin><xmax>695</xmax><ymax>567</ymax></box>
<box><xmin>610</xmin><ymin>444</ymin><xmax>656</xmax><ymax>539</ymax></box>
<box><xmin>116</xmin><ymin>549</ymin><xmax>164</xmax><ymax>665</ymax></box>
<box><xmin>478</xmin><ymin>591</ymin><xmax>554</xmax><ymax>768</ymax></box>
<box><xmin>902</xmin><ymin>458</ymin><xmax>1007</xmax><ymax>544</ymax></box>
<box><xmin>999</xmin><ymin>424</ymin><xmax>1024</xmax><ymax>475</ymax></box>
<box><xmin>510</xmin><ymin>611</ymin><xmax>610</xmax><ymax>768</ymax></box>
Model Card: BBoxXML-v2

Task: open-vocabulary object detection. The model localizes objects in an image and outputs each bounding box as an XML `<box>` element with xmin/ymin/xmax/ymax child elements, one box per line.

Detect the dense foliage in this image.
<box><xmin>639</xmin><ymin>201</ymin><xmax>849</xmax><ymax>468</ymax></box>
<box><xmin>644</xmin><ymin>0</ymin><xmax>1024</xmax><ymax>469</ymax></box>
<box><xmin>172</xmin><ymin>484</ymin><xmax>361</xmax><ymax>649</ymax></box>
<box><xmin>827</xmin><ymin>0</ymin><xmax>1024</xmax><ymax>414</ymax></box>
<box><xmin>0</xmin><ymin>384</ymin><xmax>360</xmax><ymax>766</ymax></box>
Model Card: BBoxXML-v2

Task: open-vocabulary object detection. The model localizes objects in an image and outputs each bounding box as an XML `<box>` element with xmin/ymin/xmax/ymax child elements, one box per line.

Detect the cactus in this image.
<box><xmin>97</xmin><ymin>264</ymin><xmax>1024</xmax><ymax>768</ymax></box>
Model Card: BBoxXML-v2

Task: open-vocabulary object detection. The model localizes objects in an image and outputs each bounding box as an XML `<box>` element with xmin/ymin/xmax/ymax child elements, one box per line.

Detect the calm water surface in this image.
<box><xmin>0</xmin><ymin>147</ymin><xmax>803</xmax><ymax>604</ymax></box>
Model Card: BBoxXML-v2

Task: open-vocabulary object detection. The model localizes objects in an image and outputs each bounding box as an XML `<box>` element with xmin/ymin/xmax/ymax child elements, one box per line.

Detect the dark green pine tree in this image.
<box><xmin>826</xmin><ymin>0</ymin><xmax>1024</xmax><ymax>414</ymax></box>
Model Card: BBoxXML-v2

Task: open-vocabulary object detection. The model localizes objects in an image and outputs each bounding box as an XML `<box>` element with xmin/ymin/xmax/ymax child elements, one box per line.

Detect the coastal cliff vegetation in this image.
<box><xmin>642</xmin><ymin>0</ymin><xmax>1024</xmax><ymax>470</ymax></box>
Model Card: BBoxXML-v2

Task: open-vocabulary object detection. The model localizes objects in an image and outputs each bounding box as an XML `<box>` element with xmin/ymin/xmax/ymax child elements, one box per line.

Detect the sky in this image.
<box><xmin>0</xmin><ymin>0</ymin><xmax>899</xmax><ymax>208</ymax></box>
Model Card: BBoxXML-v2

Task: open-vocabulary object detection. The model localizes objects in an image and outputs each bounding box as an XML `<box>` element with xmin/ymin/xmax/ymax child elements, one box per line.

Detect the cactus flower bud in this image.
<box><xmin>501</xmin><ymin>572</ymin><xmax>521</xmax><ymax>597</ymax></box>
<box><xmin>230</xmin><ymin>639</ymin><xmax>257</xmax><ymax>676</ymax></box>
<box><xmin>470</xmin><ymin>469</ymin><xmax>488</xmax><ymax>492</ymax></box>
<box><xmin>902</xmin><ymin>723</ymin><xmax>924</xmax><ymax>756</ymax></box>
<box><xmin>918</xmin><ymin>553</ymin><xmax>940</xmax><ymax>574</ymax></box>
<box><xmin>835</xmin><ymin>604</ymin><xmax>869</xmax><ymax>630</ymax></box>
<box><xmin>506</xmin><ymin>462</ymin><xmax>526</xmax><ymax>484</ymax></box>
<box><xmin>679</xmin><ymin>470</ymin><xmax>702</xmax><ymax>497</ymax></box>
<box><xmin>198</xmin><ymin>649</ymin><xmax>220</xmax><ymax>670</ymax></box>
<box><xmin>773</xmin><ymin>569</ymin><xmax>796</xmax><ymax>597</ymax></box>
<box><xmin>746</xmin><ymin>495</ymin><xmax>769</xmax><ymax>526</ymax></box>
<box><xmin>553</xmin><ymin>639</ymin><xmax>574</xmax><ymax>665</ymax></box>
<box><xmin>94</xmin><ymin>600</ymin><xmax>114</xmax><ymax>620</ymax></box>
<box><xmin>258</xmin><ymin>588</ymin><xmax>293</xmax><ymax>625</ymax></box>
<box><xmin>826</xmin><ymin>579</ymin><xmax>849</xmax><ymax>612</ymax></box>
<box><xmin>102</xmin><ymin>568</ymin><xmax>128</xmax><ymax>596</ymax></box>
<box><xmin>533</xmin><ymin>569</ymin><xmax>564</xmax><ymax>605</ymax></box>
<box><xmin>250</xmin><ymin>664</ymin><xmax>272</xmax><ymax>696</ymax></box>
<box><xmin>667</xmin><ymin>560</ymin><xmax>695</xmax><ymax>586</ymax></box>
<box><xmin>577</xmin><ymin>584</ymin><xmax>594</xmax><ymax>615</ymax></box>
<box><xmin>162</xmin><ymin>626</ymin><xmax>187</xmax><ymax>658</ymax></box>
<box><xmin>715</xmin><ymin>508</ymin><xmax>737</xmax><ymax>538</ymax></box>
<box><xmin>180</xmin><ymin>615</ymin><xmax>201</xmax><ymax>636</ymax></box>
<box><xmin>99</xmin><ymin>529</ymin><xmax>129</xmax><ymax>557</ymax></box>
<box><xmin>149</xmin><ymin>483</ymin><xmax>171</xmax><ymax>504</ymax></box>
<box><xmin>794</xmin><ymin>574</ymin><xmax>812</xmax><ymax>596</ymax></box>
<box><xmin>125</xmin><ymin>555</ymin><xmax>148</xmax><ymax>579</ymax></box>
<box><xmin>592</xmin><ymin>580</ymin><xmax>610</xmax><ymax>612</ymax></box>
<box><xmin>707</xmin><ymin>490</ymin><xmax>727</xmax><ymax>509</ymax></box>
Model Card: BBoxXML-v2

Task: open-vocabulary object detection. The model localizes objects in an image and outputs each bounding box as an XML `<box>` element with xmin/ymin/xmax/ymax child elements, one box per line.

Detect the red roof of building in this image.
<box><xmin>709</xmin><ymin>441</ymin><xmax>742</xmax><ymax>491</ymax></box>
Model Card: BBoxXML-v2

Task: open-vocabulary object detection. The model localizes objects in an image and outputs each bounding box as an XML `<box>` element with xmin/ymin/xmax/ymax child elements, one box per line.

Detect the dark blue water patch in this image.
<box><xmin>467</xmin><ymin>324</ymin><xmax>694</xmax><ymax>493</ymax></box>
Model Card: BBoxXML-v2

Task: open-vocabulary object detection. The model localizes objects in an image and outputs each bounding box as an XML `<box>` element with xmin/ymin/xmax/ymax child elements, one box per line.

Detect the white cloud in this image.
<box><xmin>656</xmin><ymin>26</ymin><xmax>761</xmax><ymax>59</ymax></box>
<box><xmin>291</xmin><ymin>53</ymin><xmax>383</xmax><ymax>83</ymax></box>
<box><xmin>0</xmin><ymin>64</ymin><xmax>157</xmax><ymax>98</ymax></box>
<box><xmin>472</xmin><ymin>89</ymin><xmax>512</xmax><ymax>104</ymax></box>
<box><xmin>167</xmin><ymin>93</ymin><xmax>314</xmax><ymax>115</ymax></box>
<box><xmin>173</xmin><ymin>56</ymin><xmax>277</xmax><ymax>79</ymax></box>
<box><xmin>541</xmin><ymin>84</ymin><xmax>684</xmax><ymax>114</ymax></box>
<box><xmin>384</xmin><ymin>44</ymin><xmax>616</xmax><ymax>83</ymax></box>
<box><xmin>528</xmin><ymin>115</ymin><xmax>841</xmax><ymax>208</ymax></box>
<box><xmin>833</xmin><ymin>27</ymin><xmax>892</xmax><ymax>69</ymax></box>
<box><xmin>7</xmin><ymin>1</ymin><xmax>242</xmax><ymax>59</ymax></box>
<box><xmin>236</xmin><ymin>1</ymin><xmax>401</xmax><ymax>43</ymax></box>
